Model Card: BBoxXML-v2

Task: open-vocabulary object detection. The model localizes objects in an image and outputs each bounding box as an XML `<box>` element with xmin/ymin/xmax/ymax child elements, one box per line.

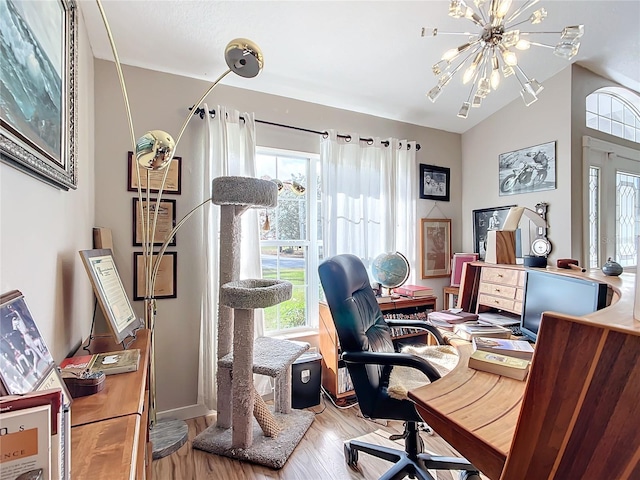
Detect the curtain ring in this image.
<box><xmin>345</xmin><ymin>135</ymin><xmax>352</xmax><ymax>142</ymax></box>
<box><xmin>367</xmin><ymin>138</ymin><xmax>374</xmax><ymax>145</ymax></box>
<box><xmin>322</xmin><ymin>131</ymin><xmax>329</xmax><ymax>139</ymax></box>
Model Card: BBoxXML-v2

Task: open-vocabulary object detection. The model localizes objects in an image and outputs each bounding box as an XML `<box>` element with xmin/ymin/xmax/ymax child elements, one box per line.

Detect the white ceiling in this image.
<box><xmin>78</xmin><ymin>0</ymin><xmax>640</xmax><ymax>134</ymax></box>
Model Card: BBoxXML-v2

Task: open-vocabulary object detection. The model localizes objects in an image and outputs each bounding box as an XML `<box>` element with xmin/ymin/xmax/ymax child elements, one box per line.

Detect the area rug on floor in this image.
<box><xmin>192</xmin><ymin>408</ymin><xmax>315</xmax><ymax>469</ymax></box>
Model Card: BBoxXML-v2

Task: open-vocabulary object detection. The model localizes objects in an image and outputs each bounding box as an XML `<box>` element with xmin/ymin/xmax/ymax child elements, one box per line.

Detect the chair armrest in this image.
<box><xmin>342</xmin><ymin>351</ymin><xmax>441</xmax><ymax>382</ymax></box>
<box><xmin>384</xmin><ymin>319</ymin><xmax>444</xmax><ymax>345</ymax></box>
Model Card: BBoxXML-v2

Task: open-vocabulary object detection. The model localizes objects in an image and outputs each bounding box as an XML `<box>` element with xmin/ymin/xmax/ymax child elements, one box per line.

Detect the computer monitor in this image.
<box><xmin>520</xmin><ymin>269</ymin><xmax>609</xmax><ymax>342</ymax></box>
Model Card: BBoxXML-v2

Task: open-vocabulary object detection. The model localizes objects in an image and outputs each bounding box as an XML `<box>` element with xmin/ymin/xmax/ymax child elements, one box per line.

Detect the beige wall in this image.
<box><xmin>0</xmin><ymin>15</ymin><xmax>95</xmax><ymax>363</ymax></box>
<box><xmin>461</xmin><ymin>68</ymin><xmax>573</xmax><ymax>263</ymax></box>
<box><xmin>93</xmin><ymin>60</ymin><xmax>462</xmax><ymax>415</ymax></box>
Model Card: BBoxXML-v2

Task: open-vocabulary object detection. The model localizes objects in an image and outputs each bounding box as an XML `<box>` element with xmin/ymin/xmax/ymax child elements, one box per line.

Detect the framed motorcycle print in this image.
<box><xmin>498</xmin><ymin>141</ymin><xmax>556</xmax><ymax>196</ymax></box>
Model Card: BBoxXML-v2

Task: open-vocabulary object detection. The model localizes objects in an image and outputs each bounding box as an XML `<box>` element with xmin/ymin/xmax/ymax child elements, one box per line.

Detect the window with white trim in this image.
<box><xmin>256</xmin><ymin>148</ymin><xmax>322</xmax><ymax>334</ymax></box>
<box><xmin>586</xmin><ymin>88</ymin><xmax>640</xmax><ymax>144</ymax></box>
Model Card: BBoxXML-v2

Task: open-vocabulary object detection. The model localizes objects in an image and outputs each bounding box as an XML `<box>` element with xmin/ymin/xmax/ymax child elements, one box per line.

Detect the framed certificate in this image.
<box><xmin>79</xmin><ymin>250</ymin><xmax>142</xmax><ymax>344</ymax></box>
<box><xmin>132</xmin><ymin>198</ymin><xmax>177</xmax><ymax>247</ymax></box>
<box><xmin>127</xmin><ymin>151</ymin><xmax>182</xmax><ymax>194</ymax></box>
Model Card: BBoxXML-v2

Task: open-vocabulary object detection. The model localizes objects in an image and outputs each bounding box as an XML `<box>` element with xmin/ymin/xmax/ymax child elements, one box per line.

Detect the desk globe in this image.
<box><xmin>371</xmin><ymin>252</ymin><xmax>410</xmax><ymax>294</ymax></box>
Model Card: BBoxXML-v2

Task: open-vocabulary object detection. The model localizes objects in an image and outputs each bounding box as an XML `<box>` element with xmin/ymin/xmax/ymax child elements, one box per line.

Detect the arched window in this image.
<box><xmin>586</xmin><ymin>87</ymin><xmax>640</xmax><ymax>143</ymax></box>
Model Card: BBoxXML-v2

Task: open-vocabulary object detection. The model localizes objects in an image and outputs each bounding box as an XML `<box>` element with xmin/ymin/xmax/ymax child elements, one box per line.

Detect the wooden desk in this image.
<box><xmin>70</xmin><ymin>330</ymin><xmax>151</xmax><ymax>480</ymax></box>
<box><xmin>409</xmin><ymin>265</ymin><xmax>639</xmax><ymax>480</ymax></box>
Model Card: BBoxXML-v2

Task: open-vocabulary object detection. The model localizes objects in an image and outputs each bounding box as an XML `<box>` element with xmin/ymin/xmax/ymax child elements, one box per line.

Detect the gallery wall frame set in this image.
<box><xmin>498</xmin><ymin>141</ymin><xmax>556</xmax><ymax>196</ymax></box>
<box><xmin>133</xmin><ymin>251</ymin><xmax>177</xmax><ymax>301</ymax></box>
<box><xmin>472</xmin><ymin>206</ymin><xmax>516</xmax><ymax>260</ymax></box>
<box><xmin>0</xmin><ymin>0</ymin><xmax>78</xmax><ymax>190</ymax></box>
<box><xmin>420</xmin><ymin>218</ymin><xmax>452</xmax><ymax>278</ymax></box>
<box><xmin>128</xmin><ymin>151</ymin><xmax>182</xmax><ymax>194</ymax></box>
<box><xmin>419</xmin><ymin>164</ymin><xmax>450</xmax><ymax>201</ymax></box>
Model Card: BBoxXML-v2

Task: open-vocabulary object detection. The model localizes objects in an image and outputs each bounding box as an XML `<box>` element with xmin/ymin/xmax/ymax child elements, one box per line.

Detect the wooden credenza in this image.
<box><xmin>476</xmin><ymin>265</ymin><xmax>525</xmax><ymax>315</ymax></box>
<box><xmin>319</xmin><ymin>296</ymin><xmax>436</xmax><ymax>401</ymax></box>
<box><xmin>70</xmin><ymin>329</ymin><xmax>151</xmax><ymax>480</ymax></box>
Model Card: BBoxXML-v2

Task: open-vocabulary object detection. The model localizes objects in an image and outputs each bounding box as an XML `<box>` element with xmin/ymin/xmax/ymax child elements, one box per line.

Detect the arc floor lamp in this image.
<box><xmin>94</xmin><ymin>0</ymin><xmax>264</xmax><ymax>459</ymax></box>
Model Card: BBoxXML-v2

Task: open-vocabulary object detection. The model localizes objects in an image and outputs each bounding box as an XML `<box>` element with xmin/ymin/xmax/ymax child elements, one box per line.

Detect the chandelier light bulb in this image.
<box><xmin>500</xmin><ymin>46</ymin><xmax>518</xmax><ymax>66</ymax></box>
<box><xmin>490</xmin><ymin>68</ymin><xmax>501</xmax><ymax>90</ymax></box>
<box><xmin>463</xmin><ymin>64</ymin><xmax>477</xmax><ymax>84</ymax></box>
<box><xmin>516</xmin><ymin>39</ymin><xmax>531</xmax><ymax>50</ymax></box>
<box><xmin>442</xmin><ymin>48</ymin><xmax>460</xmax><ymax>61</ymax></box>
<box><xmin>496</xmin><ymin>0</ymin><xmax>513</xmax><ymax>18</ymax></box>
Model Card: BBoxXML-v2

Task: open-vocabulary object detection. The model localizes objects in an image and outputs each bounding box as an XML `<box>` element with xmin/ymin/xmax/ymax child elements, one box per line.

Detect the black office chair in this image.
<box><xmin>319</xmin><ymin>254</ymin><xmax>480</xmax><ymax>480</ymax></box>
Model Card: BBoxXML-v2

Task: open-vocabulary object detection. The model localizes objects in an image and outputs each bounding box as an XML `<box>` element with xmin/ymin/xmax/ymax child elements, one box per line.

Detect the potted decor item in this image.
<box><xmin>602</xmin><ymin>257</ymin><xmax>623</xmax><ymax>276</ymax></box>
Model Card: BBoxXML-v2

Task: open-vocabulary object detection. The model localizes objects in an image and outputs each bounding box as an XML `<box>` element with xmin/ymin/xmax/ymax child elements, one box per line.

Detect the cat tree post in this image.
<box><xmin>211</xmin><ymin>177</ymin><xmax>277</xmax><ymax>429</ymax></box>
<box><xmin>220</xmin><ymin>279</ymin><xmax>292</xmax><ymax>448</ymax></box>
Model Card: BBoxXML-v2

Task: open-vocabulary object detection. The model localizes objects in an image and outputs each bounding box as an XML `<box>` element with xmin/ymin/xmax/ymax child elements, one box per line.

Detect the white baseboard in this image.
<box><xmin>157</xmin><ymin>403</ymin><xmax>215</xmax><ymax>422</ymax></box>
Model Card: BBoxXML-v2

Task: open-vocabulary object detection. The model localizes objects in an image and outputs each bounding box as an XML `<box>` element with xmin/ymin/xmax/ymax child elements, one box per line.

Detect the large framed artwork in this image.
<box><xmin>419</xmin><ymin>164</ymin><xmax>450</xmax><ymax>201</ymax></box>
<box><xmin>472</xmin><ymin>206</ymin><xmax>516</xmax><ymax>260</ymax></box>
<box><xmin>498</xmin><ymin>141</ymin><xmax>556</xmax><ymax>196</ymax></box>
<box><xmin>0</xmin><ymin>0</ymin><xmax>78</xmax><ymax>190</ymax></box>
<box><xmin>420</xmin><ymin>218</ymin><xmax>452</xmax><ymax>278</ymax></box>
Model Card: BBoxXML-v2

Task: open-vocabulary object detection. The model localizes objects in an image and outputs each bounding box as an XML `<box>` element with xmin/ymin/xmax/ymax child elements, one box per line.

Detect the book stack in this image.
<box><xmin>394</xmin><ymin>284</ymin><xmax>434</xmax><ymax>298</ymax></box>
<box><xmin>472</xmin><ymin>337</ymin><xmax>534</xmax><ymax>361</ymax></box>
<box><xmin>453</xmin><ymin>322</ymin><xmax>512</xmax><ymax>340</ymax></box>
<box><xmin>0</xmin><ymin>388</ymin><xmax>69</xmax><ymax>480</ymax></box>
<box><xmin>468</xmin><ymin>350</ymin><xmax>530</xmax><ymax>380</ymax></box>
<box><xmin>337</xmin><ymin>366</ymin><xmax>354</xmax><ymax>394</ymax></box>
<box><xmin>59</xmin><ymin>348</ymin><xmax>141</xmax><ymax>377</ymax></box>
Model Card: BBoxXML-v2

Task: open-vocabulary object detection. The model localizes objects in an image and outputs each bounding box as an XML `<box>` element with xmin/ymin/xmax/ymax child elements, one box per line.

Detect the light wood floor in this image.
<box><xmin>152</xmin><ymin>396</ymin><xmax>490</xmax><ymax>480</ymax></box>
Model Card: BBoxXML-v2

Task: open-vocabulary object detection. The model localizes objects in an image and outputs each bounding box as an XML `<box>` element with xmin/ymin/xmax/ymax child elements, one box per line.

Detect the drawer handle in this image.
<box><xmin>494</xmin><ymin>299</ymin><xmax>500</xmax><ymax>303</ymax></box>
<box><xmin>497</xmin><ymin>273</ymin><xmax>504</xmax><ymax>277</ymax></box>
<box><xmin>494</xmin><ymin>288</ymin><xmax>501</xmax><ymax>292</ymax></box>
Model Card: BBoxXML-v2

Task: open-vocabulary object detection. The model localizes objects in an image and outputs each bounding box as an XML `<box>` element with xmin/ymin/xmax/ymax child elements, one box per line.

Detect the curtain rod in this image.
<box><xmin>188</xmin><ymin>107</ymin><xmax>421</xmax><ymax>151</ymax></box>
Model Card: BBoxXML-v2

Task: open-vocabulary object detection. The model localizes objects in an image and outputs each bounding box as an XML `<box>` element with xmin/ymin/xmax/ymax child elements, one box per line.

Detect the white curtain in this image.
<box><xmin>320</xmin><ymin>131</ymin><xmax>418</xmax><ymax>281</ymax></box>
<box><xmin>197</xmin><ymin>104</ymin><xmax>267</xmax><ymax>411</ymax></box>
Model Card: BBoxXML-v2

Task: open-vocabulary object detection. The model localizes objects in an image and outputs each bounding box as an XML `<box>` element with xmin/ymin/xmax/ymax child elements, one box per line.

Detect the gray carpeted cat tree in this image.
<box><xmin>193</xmin><ymin>176</ymin><xmax>314</xmax><ymax>469</ymax></box>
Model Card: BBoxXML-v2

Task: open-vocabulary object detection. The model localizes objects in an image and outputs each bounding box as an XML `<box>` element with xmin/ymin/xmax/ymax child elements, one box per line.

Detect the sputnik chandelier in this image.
<box><xmin>424</xmin><ymin>0</ymin><xmax>584</xmax><ymax>118</ymax></box>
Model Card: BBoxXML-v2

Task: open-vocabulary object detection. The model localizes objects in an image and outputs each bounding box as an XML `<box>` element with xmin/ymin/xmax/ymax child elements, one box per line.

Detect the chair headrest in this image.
<box><xmin>318</xmin><ymin>254</ymin><xmax>371</xmax><ymax>306</ymax></box>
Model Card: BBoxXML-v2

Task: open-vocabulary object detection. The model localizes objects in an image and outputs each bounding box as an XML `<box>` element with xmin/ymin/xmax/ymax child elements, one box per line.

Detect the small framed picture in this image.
<box><xmin>133</xmin><ymin>252</ymin><xmax>177</xmax><ymax>301</ymax></box>
<box><xmin>472</xmin><ymin>206</ymin><xmax>516</xmax><ymax>260</ymax></box>
<box><xmin>127</xmin><ymin>151</ymin><xmax>182</xmax><ymax>194</ymax></box>
<box><xmin>498</xmin><ymin>141</ymin><xmax>556</xmax><ymax>196</ymax></box>
<box><xmin>0</xmin><ymin>291</ymin><xmax>56</xmax><ymax>395</ymax></box>
<box><xmin>419</xmin><ymin>164</ymin><xmax>450</xmax><ymax>201</ymax></box>
<box><xmin>133</xmin><ymin>198</ymin><xmax>177</xmax><ymax>247</ymax></box>
<box><xmin>420</xmin><ymin>218</ymin><xmax>452</xmax><ymax>278</ymax></box>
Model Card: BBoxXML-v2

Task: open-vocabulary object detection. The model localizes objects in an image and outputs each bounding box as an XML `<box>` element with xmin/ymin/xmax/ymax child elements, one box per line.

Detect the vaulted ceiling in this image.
<box><xmin>79</xmin><ymin>1</ymin><xmax>640</xmax><ymax>134</ymax></box>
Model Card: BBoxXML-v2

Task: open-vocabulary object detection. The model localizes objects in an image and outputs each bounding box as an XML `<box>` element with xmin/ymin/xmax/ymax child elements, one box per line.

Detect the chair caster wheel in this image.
<box><xmin>459</xmin><ymin>471</ymin><xmax>481</xmax><ymax>480</ymax></box>
<box><xmin>344</xmin><ymin>443</ymin><xmax>359</xmax><ymax>471</ymax></box>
